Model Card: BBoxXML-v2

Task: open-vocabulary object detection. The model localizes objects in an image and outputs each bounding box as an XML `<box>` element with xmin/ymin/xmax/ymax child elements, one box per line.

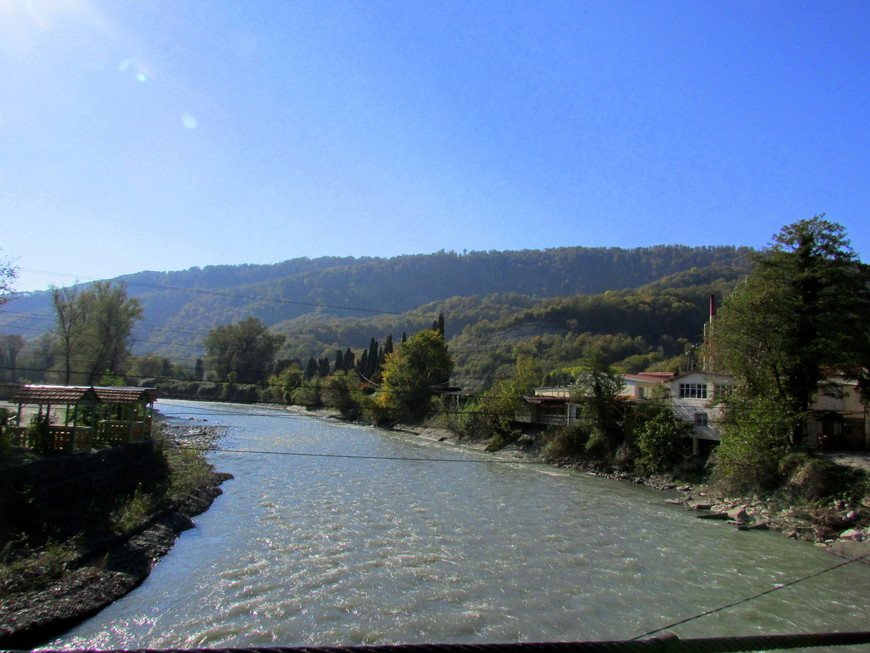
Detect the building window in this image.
<box><xmin>694</xmin><ymin>413</ymin><xmax>709</xmax><ymax>427</ymax></box>
<box><xmin>713</xmin><ymin>384</ymin><xmax>732</xmax><ymax>400</ymax></box>
<box><xmin>679</xmin><ymin>383</ymin><xmax>708</xmax><ymax>399</ymax></box>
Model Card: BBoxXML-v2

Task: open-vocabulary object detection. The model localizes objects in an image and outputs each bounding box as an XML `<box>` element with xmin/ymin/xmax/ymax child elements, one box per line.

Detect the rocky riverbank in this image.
<box><xmin>670</xmin><ymin>487</ymin><xmax>870</xmax><ymax>559</ymax></box>
<box><xmin>0</xmin><ymin>422</ymin><xmax>232</xmax><ymax>650</ymax></box>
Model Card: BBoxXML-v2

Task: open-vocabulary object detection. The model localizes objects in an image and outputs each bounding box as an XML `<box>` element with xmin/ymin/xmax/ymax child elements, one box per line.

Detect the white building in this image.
<box><xmin>662</xmin><ymin>371</ymin><xmax>733</xmax><ymax>454</ymax></box>
<box><xmin>520</xmin><ymin>370</ymin><xmax>869</xmax><ymax>453</ymax></box>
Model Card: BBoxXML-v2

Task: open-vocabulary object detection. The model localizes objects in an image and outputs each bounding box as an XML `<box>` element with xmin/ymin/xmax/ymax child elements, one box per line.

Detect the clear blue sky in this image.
<box><xmin>3</xmin><ymin>0</ymin><xmax>869</xmax><ymax>292</ymax></box>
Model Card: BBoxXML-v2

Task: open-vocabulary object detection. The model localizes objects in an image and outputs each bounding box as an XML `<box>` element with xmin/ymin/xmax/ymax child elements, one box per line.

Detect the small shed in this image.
<box><xmin>11</xmin><ymin>385</ymin><xmax>158</xmax><ymax>453</ymax></box>
<box><xmin>517</xmin><ymin>394</ymin><xmax>574</xmax><ymax>427</ymax></box>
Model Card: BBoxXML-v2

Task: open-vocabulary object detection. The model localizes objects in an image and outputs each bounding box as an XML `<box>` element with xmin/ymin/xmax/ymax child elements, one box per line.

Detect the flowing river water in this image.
<box><xmin>49</xmin><ymin>400</ymin><xmax>869</xmax><ymax>650</ymax></box>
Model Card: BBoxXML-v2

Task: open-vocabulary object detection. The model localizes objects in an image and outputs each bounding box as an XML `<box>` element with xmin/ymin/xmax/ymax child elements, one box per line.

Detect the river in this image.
<box><xmin>48</xmin><ymin>400</ymin><xmax>870</xmax><ymax>649</ymax></box>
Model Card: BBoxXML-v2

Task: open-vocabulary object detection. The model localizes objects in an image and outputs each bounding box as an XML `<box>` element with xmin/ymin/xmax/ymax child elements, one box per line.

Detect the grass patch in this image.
<box><xmin>0</xmin><ymin>539</ymin><xmax>80</xmax><ymax>596</ymax></box>
<box><xmin>110</xmin><ymin>485</ymin><xmax>157</xmax><ymax>535</ymax></box>
<box><xmin>160</xmin><ymin>439</ymin><xmax>216</xmax><ymax>503</ymax></box>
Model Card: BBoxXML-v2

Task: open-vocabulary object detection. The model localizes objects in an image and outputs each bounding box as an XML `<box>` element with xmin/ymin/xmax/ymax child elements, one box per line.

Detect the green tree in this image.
<box><xmin>0</xmin><ymin>334</ymin><xmax>25</xmax><ymax>383</ymax></box>
<box><xmin>79</xmin><ymin>281</ymin><xmax>144</xmax><ymax>384</ymax></box>
<box><xmin>322</xmin><ymin>371</ymin><xmax>365</xmax><ymax>420</ymax></box>
<box><xmin>304</xmin><ymin>357</ymin><xmax>318</xmax><ymax>380</ymax></box>
<box><xmin>571</xmin><ymin>354</ymin><xmax>627</xmax><ymax>457</ymax></box>
<box><xmin>378</xmin><ymin>329</ymin><xmax>453</xmax><ymax>423</ymax></box>
<box><xmin>52</xmin><ymin>285</ymin><xmax>83</xmax><ymax>385</ymax></box>
<box><xmin>0</xmin><ymin>254</ymin><xmax>15</xmax><ymax>307</ymax></box>
<box><xmin>713</xmin><ymin>395</ymin><xmax>797</xmax><ymax>494</ymax></box>
<box><xmin>51</xmin><ymin>281</ymin><xmax>143</xmax><ymax>384</ymax></box>
<box><xmin>204</xmin><ymin>316</ymin><xmax>285</xmax><ymax>384</ymax></box>
<box><xmin>715</xmin><ymin>216</ymin><xmax>870</xmax><ymax>447</ymax></box>
<box><xmin>635</xmin><ymin>409</ymin><xmax>692</xmax><ymax>475</ymax></box>
<box><xmin>432</xmin><ymin>311</ymin><xmax>445</xmax><ymax>336</ymax></box>
<box><xmin>267</xmin><ymin>363</ymin><xmax>304</xmax><ymax>403</ymax></box>
<box><xmin>290</xmin><ymin>380</ymin><xmax>322</xmax><ymax>409</ymax></box>
<box><xmin>131</xmin><ymin>353</ymin><xmax>173</xmax><ymax>379</ymax></box>
<box><xmin>461</xmin><ymin>354</ymin><xmax>539</xmax><ymax>440</ymax></box>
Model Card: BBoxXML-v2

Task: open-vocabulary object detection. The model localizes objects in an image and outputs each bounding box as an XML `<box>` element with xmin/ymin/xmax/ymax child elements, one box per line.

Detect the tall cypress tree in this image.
<box><xmin>367</xmin><ymin>338</ymin><xmax>379</xmax><ymax>378</ymax></box>
<box><xmin>305</xmin><ymin>357</ymin><xmax>318</xmax><ymax>380</ymax></box>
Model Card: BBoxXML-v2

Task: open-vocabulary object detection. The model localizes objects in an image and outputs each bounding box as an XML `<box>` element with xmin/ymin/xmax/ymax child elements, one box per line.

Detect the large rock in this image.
<box><xmin>838</xmin><ymin>528</ymin><xmax>865</xmax><ymax>542</ymax></box>
<box><xmin>727</xmin><ymin>507</ymin><xmax>749</xmax><ymax>523</ymax></box>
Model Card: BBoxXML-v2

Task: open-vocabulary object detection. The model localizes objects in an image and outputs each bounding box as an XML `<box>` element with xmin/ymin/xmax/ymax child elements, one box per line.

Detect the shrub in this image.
<box><xmin>635</xmin><ymin>410</ymin><xmax>692</xmax><ymax>475</ymax></box>
<box><xmin>321</xmin><ymin>373</ymin><xmax>364</xmax><ymax>420</ymax></box>
<box><xmin>153</xmin><ymin>425</ymin><xmax>216</xmax><ymax>504</ymax></box>
<box><xmin>542</xmin><ymin>424</ymin><xmax>588</xmax><ymax>459</ymax></box>
<box><xmin>110</xmin><ymin>485</ymin><xmax>156</xmax><ymax>534</ymax></box>
<box><xmin>291</xmin><ymin>382</ymin><xmax>322</xmax><ymax>409</ymax></box>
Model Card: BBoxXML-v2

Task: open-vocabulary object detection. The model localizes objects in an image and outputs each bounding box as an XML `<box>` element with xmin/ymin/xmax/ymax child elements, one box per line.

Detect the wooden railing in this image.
<box><xmin>8</xmin><ymin>418</ymin><xmax>152</xmax><ymax>453</ymax></box>
<box><xmin>100</xmin><ymin>420</ymin><xmax>149</xmax><ymax>446</ymax></box>
<box><xmin>10</xmin><ymin>425</ymin><xmax>94</xmax><ymax>453</ymax></box>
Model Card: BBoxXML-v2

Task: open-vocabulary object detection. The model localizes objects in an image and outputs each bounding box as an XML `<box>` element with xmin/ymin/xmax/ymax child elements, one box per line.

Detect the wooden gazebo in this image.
<box><xmin>10</xmin><ymin>385</ymin><xmax>158</xmax><ymax>453</ymax></box>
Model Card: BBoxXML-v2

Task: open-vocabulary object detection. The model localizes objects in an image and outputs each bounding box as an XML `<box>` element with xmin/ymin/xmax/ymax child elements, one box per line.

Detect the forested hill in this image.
<box><xmin>1</xmin><ymin>245</ymin><xmax>751</xmax><ymax>358</ymax></box>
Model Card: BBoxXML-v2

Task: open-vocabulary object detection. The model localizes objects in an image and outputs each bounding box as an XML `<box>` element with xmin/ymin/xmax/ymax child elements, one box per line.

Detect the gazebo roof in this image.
<box><xmin>12</xmin><ymin>385</ymin><xmax>157</xmax><ymax>406</ymax></box>
<box><xmin>92</xmin><ymin>386</ymin><xmax>158</xmax><ymax>404</ymax></box>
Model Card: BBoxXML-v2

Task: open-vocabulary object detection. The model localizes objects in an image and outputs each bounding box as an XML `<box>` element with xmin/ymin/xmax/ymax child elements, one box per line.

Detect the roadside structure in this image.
<box><xmin>9</xmin><ymin>385</ymin><xmax>158</xmax><ymax>453</ymax></box>
<box><xmin>516</xmin><ymin>386</ymin><xmax>575</xmax><ymax>427</ymax></box>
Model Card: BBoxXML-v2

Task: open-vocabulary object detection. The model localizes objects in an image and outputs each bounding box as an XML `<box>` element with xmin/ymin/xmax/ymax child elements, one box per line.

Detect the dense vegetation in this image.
<box><xmin>1</xmin><ymin>232</ymin><xmax>867</xmax><ymax>511</ymax></box>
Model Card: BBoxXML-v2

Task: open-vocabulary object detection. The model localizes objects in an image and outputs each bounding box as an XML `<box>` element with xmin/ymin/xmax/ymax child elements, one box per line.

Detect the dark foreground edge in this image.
<box><xmin>19</xmin><ymin>631</ymin><xmax>870</xmax><ymax>653</ymax></box>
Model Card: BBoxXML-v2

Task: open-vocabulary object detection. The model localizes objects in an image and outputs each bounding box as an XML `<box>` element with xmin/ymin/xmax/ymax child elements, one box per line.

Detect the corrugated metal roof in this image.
<box><xmin>12</xmin><ymin>385</ymin><xmax>158</xmax><ymax>405</ymax></box>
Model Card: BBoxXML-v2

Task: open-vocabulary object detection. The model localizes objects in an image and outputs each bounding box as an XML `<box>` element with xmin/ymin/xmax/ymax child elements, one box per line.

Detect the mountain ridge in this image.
<box><xmin>0</xmin><ymin>245</ymin><xmax>753</xmax><ymax>367</ymax></box>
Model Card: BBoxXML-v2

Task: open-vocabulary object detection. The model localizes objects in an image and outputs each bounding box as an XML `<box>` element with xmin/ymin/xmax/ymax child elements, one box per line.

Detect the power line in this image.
<box><xmin>5</xmin><ymin>365</ymin><xmax>869</xmax><ymax>425</ymax></box>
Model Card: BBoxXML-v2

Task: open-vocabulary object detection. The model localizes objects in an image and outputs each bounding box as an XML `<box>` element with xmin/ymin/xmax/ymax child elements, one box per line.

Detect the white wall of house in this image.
<box><xmin>665</xmin><ymin>371</ymin><xmax>733</xmax><ymax>452</ymax></box>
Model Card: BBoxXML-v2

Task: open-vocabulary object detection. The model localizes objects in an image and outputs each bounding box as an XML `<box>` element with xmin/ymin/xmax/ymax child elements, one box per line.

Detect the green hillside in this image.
<box><xmin>0</xmin><ymin>245</ymin><xmax>751</xmax><ymax>384</ymax></box>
